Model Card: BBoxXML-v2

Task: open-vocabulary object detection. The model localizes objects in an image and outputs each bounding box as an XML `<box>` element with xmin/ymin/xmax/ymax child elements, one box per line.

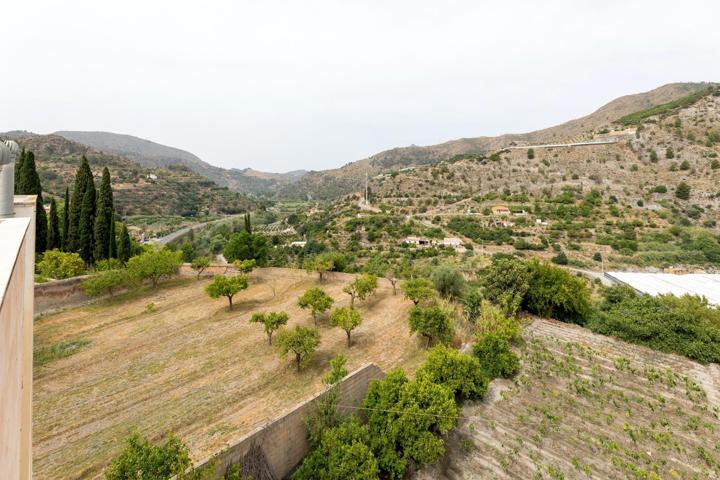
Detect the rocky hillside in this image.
<box><xmin>0</xmin><ymin>132</ymin><xmax>256</xmax><ymax>216</ymax></box>
<box><xmin>284</xmin><ymin>82</ymin><xmax>717</xmax><ymax>200</ymax></box>
<box><xmin>54</xmin><ymin>130</ymin><xmax>306</xmax><ymax>196</ymax></box>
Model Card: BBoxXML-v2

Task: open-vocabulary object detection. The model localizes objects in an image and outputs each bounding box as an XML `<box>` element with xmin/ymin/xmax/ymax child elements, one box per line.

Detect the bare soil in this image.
<box><xmin>33</xmin><ymin>268</ymin><xmax>424</xmax><ymax>479</ymax></box>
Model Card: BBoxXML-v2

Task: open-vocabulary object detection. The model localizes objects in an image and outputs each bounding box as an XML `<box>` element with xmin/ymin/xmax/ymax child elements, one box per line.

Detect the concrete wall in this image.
<box><xmin>0</xmin><ymin>197</ymin><xmax>35</xmax><ymax>480</ymax></box>
<box><xmin>190</xmin><ymin>363</ymin><xmax>385</xmax><ymax>480</ymax></box>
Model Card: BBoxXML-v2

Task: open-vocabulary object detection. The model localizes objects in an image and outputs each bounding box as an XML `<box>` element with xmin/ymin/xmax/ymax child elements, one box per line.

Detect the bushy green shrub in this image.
<box><xmin>416</xmin><ymin>345</ymin><xmax>488</xmax><ymax>400</ymax></box>
<box><xmin>479</xmin><ymin>256</ymin><xmax>530</xmax><ymax>315</ymax></box>
<box><xmin>472</xmin><ymin>333</ymin><xmax>520</xmax><ymax>379</ymax></box>
<box><xmin>104</xmin><ymin>432</ymin><xmax>190</xmax><ymax>480</ymax></box>
<box><xmin>38</xmin><ymin>250</ymin><xmax>85</xmax><ymax>279</ymax></box>
<box><xmin>524</xmin><ymin>260</ymin><xmax>591</xmax><ymax>324</ymax></box>
<box><xmin>431</xmin><ymin>266</ymin><xmax>465</xmax><ymax>299</ymax></box>
<box><xmin>408</xmin><ymin>305</ymin><xmax>454</xmax><ymax>348</ymax></box>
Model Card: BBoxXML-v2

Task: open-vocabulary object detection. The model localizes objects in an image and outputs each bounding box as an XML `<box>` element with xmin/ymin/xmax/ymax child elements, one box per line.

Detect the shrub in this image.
<box><xmin>104</xmin><ymin>432</ymin><xmax>190</xmax><ymax>480</ymax></box>
<box><xmin>38</xmin><ymin>250</ymin><xmax>85</xmax><ymax>279</ymax></box>
<box><xmin>649</xmin><ymin>149</ymin><xmax>658</xmax><ymax>163</ymax></box>
<box><xmin>675</xmin><ymin>182</ymin><xmax>691</xmax><ymax>200</ymax></box>
<box><xmin>431</xmin><ymin>266</ymin><xmax>465</xmax><ymax>299</ymax></box>
<box><xmin>592</xmin><ymin>252</ymin><xmax>602</xmax><ymax>262</ymax></box>
<box><xmin>524</xmin><ymin>260</ymin><xmax>591</xmax><ymax>324</ymax></box>
<box><xmin>666</xmin><ymin>147</ymin><xmax>675</xmax><ymax>159</ymax></box>
<box><xmin>82</xmin><ymin>268</ymin><xmax>136</xmax><ymax>297</ymax></box>
<box><xmin>588</xmin><ymin>291</ymin><xmax>720</xmax><ymax>364</ymax></box>
<box><xmin>223</xmin><ymin>231</ymin><xmax>268</xmax><ymax>265</ymax></box>
<box><xmin>479</xmin><ymin>256</ymin><xmax>530</xmax><ymax>315</ymax></box>
<box><xmin>474</xmin><ymin>301</ymin><xmax>521</xmax><ymax>343</ymax></box>
<box><xmin>472</xmin><ymin>333</ymin><xmax>520</xmax><ymax>379</ymax></box>
<box><xmin>527</xmin><ymin>148</ymin><xmax>535</xmax><ymax>160</ymax></box>
<box><xmin>551</xmin><ymin>251</ymin><xmax>568</xmax><ymax>265</ymax></box>
<box><xmin>463</xmin><ymin>289</ymin><xmax>484</xmax><ymax>322</ymax></box>
<box><xmin>416</xmin><ymin>345</ymin><xmax>488</xmax><ymax>400</ymax></box>
<box><xmin>408</xmin><ymin>305</ymin><xmax>454</xmax><ymax>348</ymax></box>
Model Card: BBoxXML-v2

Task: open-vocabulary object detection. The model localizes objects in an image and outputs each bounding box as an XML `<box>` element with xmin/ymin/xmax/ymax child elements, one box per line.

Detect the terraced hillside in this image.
<box><xmin>416</xmin><ymin>319</ymin><xmax>720</xmax><ymax>480</ymax></box>
<box><xmin>1</xmin><ymin>132</ymin><xmax>255</xmax><ymax>216</ymax></box>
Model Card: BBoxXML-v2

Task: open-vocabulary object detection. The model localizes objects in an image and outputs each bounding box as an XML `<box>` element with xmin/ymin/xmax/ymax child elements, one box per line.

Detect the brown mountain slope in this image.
<box><xmin>285</xmin><ymin>82</ymin><xmax>716</xmax><ymax>200</ymax></box>
<box><xmin>1</xmin><ymin>132</ymin><xmax>256</xmax><ymax>216</ymax></box>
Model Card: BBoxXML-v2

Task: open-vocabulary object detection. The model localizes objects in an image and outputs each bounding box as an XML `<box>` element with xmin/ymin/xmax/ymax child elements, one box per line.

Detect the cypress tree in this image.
<box><xmin>67</xmin><ymin>156</ymin><xmax>93</xmax><ymax>252</ymax></box>
<box><xmin>14</xmin><ymin>148</ymin><xmax>26</xmax><ymax>194</ymax></box>
<box><xmin>61</xmin><ymin>187</ymin><xmax>70</xmax><ymax>251</ymax></box>
<box><xmin>17</xmin><ymin>151</ymin><xmax>47</xmax><ymax>253</ymax></box>
<box><xmin>244</xmin><ymin>212</ymin><xmax>252</xmax><ymax>233</ymax></box>
<box><xmin>118</xmin><ymin>223</ymin><xmax>132</xmax><ymax>263</ymax></box>
<box><xmin>47</xmin><ymin>198</ymin><xmax>61</xmax><ymax>250</ymax></box>
<box><xmin>93</xmin><ymin>167</ymin><xmax>114</xmax><ymax>261</ymax></box>
<box><xmin>78</xmin><ymin>177</ymin><xmax>96</xmax><ymax>264</ymax></box>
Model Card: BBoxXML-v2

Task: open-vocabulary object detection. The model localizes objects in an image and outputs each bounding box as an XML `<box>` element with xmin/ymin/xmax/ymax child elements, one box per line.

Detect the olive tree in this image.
<box><xmin>205</xmin><ymin>274</ymin><xmax>249</xmax><ymax>310</ymax></box>
<box><xmin>127</xmin><ymin>248</ymin><xmax>183</xmax><ymax>288</ymax></box>
<box><xmin>275</xmin><ymin>325</ymin><xmax>321</xmax><ymax>371</ymax></box>
<box><xmin>329</xmin><ymin>307</ymin><xmax>362</xmax><ymax>346</ymax></box>
<box><xmin>250</xmin><ymin>311</ymin><xmax>289</xmax><ymax>345</ymax></box>
<box><xmin>190</xmin><ymin>256</ymin><xmax>210</xmax><ymax>280</ymax></box>
<box><xmin>298</xmin><ymin>287</ymin><xmax>334</xmax><ymax>325</ymax></box>
<box><xmin>343</xmin><ymin>273</ymin><xmax>378</xmax><ymax>308</ymax></box>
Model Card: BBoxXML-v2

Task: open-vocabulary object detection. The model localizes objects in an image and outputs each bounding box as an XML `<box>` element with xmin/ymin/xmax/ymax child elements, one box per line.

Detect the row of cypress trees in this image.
<box><xmin>15</xmin><ymin>150</ymin><xmax>133</xmax><ymax>264</ymax></box>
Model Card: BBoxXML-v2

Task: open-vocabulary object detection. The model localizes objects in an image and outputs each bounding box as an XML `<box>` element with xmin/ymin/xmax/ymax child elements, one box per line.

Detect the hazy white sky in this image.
<box><xmin>3</xmin><ymin>0</ymin><xmax>719</xmax><ymax>172</ymax></box>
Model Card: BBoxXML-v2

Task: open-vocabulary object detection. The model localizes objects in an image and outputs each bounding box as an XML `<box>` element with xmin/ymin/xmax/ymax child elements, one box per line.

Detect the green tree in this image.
<box><xmin>472</xmin><ymin>333</ymin><xmax>520</xmax><ymax>379</ymax></box>
<box><xmin>82</xmin><ymin>268</ymin><xmax>136</xmax><ymax>297</ymax></box>
<box><xmin>298</xmin><ymin>287</ymin><xmax>334</xmax><ymax>325</ymax></box>
<box><xmin>303</xmin><ymin>253</ymin><xmax>335</xmax><ymax>281</ymax></box>
<box><xmin>233</xmin><ymin>258</ymin><xmax>256</xmax><ymax>273</ymax></box>
<box><xmin>479</xmin><ymin>256</ymin><xmax>531</xmax><ymax>315</ymax></box>
<box><xmin>527</xmin><ymin>148</ymin><xmax>535</xmax><ymax>159</ymax></box>
<box><xmin>109</xmin><ymin>212</ymin><xmax>117</xmax><ymax>259</ymax></box>
<box><xmin>408</xmin><ymin>305</ymin><xmax>453</xmax><ymax>349</ymax></box>
<box><xmin>649</xmin><ymin>149</ymin><xmax>658</xmax><ymax>162</ymax></box>
<box><xmin>191</xmin><ymin>256</ymin><xmax>211</xmax><ymax>279</ymax></box>
<box><xmin>250</xmin><ymin>311</ymin><xmax>289</xmax><ymax>345</ymax></box>
<box><xmin>551</xmin><ymin>251</ymin><xmax>568</xmax><ymax>265</ymax></box>
<box><xmin>323</xmin><ymin>354</ymin><xmax>348</xmax><ymax>385</ymax></box>
<box><xmin>67</xmin><ymin>155</ymin><xmax>93</xmax><ymax>252</ymax></box>
<box><xmin>16</xmin><ymin>150</ymin><xmax>47</xmax><ymax>253</ymax></box>
<box><xmin>292</xmin><ymin>418</ymin><xmax>379</xmax><ymax>480</ymax></box>
<box><xmin>117</xmin><ymin>224</ymin><xmax>132</xmax><ymax>263</ymax></box>
<box><xmin>37</xmin><ymin>250</ymin><xmax>85</xmax><ymax>279</ymax></box>
<box><xmin>363</xmin><ymin>370</ymin><xmax>458</xmax><ymax>479</ymax></box>
<box><xmin>275</xmin><ymin>325</ymin><xmax>321</xmax><ymax>371</ymax></box>
<box><xmin>93</xmin><ymin>167</ymin><xmax>114</xmax><ymax>261</ymax></box>
<box><xmin>343</xmin><ymin>273</ymin><xmax>378</xmax><ymax>308</ymax></box>
<box><xmin>463</xmin><ymin>289</ymin><xmax>484</xmax><ymax>322</ymax></box>
<box><xmin>127</xmin><ymin>248</ymin><xmax>183</xmax><ymax>288</ymax></box>
<box><xmin>329</xmin><ymin>307</ymin><xmax>362</xmax><ymax>346</ymax></box>
<box><xmin>13</xmin><ymin>147</ymin><xmax>25</xmax><ymax>194</ymax></box>
<box><xmin>104</xmin><ymin>432</ymin><xmax>191</xmax><ymax>480</ymax></box>
<box><xmin>416</xmin><ymin>345</ymin><xmax>488</xmax><ymax>400</ymax></box>
<box><xmin>78</xmin><ymin>178</ymin><xmax>96</xmax><ymax>264</ymax></box>
<box><xmin>675</xmin><ymin>181</ymin><xmax>691</xmax><ymax>200</ymax></box>
<box><xmin>524</xmin><ymin>259</ymin><xmax>591</xmax><ymax>324</ymax></box>
<box><xmin>243</xmin><ymin>212</ymin><xmax>252</xmax><ymax>233</ymax></box>
<box><xmin>223</xmin><ymin>231</ymin><xmax>268</xmax><ymax>265</ymax></box>
<box><xmin>47</xmin><ymin>198</ymin><xmax>61</xmax><ymax>251</ymax></box>
<box><xmin>431</xmin><ymin>266</ymin><xmax>465</xmax><ymax>299</ymax></box>
<box><xmin>205</xmin><ymin>274</ymin><xmax>249</xmax><ymax>310</ymax></box>
<box><xmin>400</xmin><ymin>278</ymin><xmax>435</xmax><ymax>305</ymax></box>
<box><xmin>666</xmin><ymin>147</ymin><xmax>675</xmax><ymax>159</ymax></box>
<box><xmin>61</xmin><ymin>186</ymin><xmax>70</xmax><ymax>251</ymax></box>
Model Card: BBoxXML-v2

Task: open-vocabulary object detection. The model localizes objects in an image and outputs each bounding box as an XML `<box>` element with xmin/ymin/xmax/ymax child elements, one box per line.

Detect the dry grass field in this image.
<box><xmin>33</xmin><ymin>268</ymin><xmax>424</xmax><ymax>479</ymax></box>
<box><xmin>416</xmin><ymin>318</ymin><xmax>720</xmax><ymax>480</ymax></box>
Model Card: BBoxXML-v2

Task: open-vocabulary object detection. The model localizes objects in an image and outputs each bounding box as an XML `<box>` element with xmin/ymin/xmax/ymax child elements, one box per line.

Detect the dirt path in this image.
<box><xmin>33</xmin><ymin>268</ymin><xmax>424</xmax><ymax>479</ymax></box>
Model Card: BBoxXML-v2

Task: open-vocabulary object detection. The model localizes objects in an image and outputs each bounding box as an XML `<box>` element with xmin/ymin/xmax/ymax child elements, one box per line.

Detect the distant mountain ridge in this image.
<box><xmin>53</xmin><ymin>130</ymin><xmax>306</xmax><ymax>196</ymax></box>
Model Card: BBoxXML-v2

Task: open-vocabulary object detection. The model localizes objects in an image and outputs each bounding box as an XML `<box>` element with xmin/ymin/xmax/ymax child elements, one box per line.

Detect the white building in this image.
<box><xmin>440</xmin><ymin>237</ymin><xmax>464</xmax><ymax>248</ymax></box>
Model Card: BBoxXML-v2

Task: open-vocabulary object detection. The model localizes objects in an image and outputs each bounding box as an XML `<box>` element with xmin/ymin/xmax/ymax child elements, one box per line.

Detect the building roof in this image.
<box><xmin>605</xmin><ymin>272</ymin><xmax>720</xmax><ymax>306</ymax></box>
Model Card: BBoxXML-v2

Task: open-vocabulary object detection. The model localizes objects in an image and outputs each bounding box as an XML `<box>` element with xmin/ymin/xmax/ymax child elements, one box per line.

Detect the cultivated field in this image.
<box><xmin>416</xmin><ymin>318</ymin><xmax>720</xmax><ymax>480</ymax></box>
<box><xmin>33</xmin><ymin>268</ymin><xmax>424</xmax><ymax>479</ymax></box>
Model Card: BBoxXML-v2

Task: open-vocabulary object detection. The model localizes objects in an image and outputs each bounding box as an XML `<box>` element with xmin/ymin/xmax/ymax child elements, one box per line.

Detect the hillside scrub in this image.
<box><xmin>588</xmin><ymin>286</ymin><xmax>720</xmax><ymax>364</ymax></box>
<box><xmin>615</xmin><ymin>86</ymin><xmax>716</xmax><ymax>125</ymax></box>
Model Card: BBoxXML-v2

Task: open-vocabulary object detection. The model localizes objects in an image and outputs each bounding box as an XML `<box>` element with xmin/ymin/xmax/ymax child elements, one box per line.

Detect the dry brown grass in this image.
<box><xmin>33</xmin><ymin>268</ymin><xmax>425</xmax><ymax>479</ymax></box>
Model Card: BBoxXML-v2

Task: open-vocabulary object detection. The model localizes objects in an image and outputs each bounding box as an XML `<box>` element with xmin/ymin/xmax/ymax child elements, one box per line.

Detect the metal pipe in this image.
<box><xmin>0</xmin><ymin>140</ymin><xmax>20</xmax><ymax>217</ymax></box>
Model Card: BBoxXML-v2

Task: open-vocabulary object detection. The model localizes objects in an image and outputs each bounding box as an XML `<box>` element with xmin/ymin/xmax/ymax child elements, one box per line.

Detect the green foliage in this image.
<box><xmin>61</xmin><ymin>187</ymin><xmax>70</xmax><ymax>250</ymax></box>
<box><xmin>94</xmin><ymin>167</ymin><xmax>115</xmax><ymax>261</ymax></box>
<box><xmin>615</xmin><ymin>87</ymin><xmax>714</xmax><ymax>125</ymax></box>
<box><xmin>303</xmin><ymin>252</ymin><xmax>343</xmax><ymax>281</ymax></box>
<box><xmin>649</xmin><ymin>149</ymin><xmax>659</xmax><ymax>163</ymax></box>
<box><xmin>128</xmin><ymin>248</ymin><xmax>183</xmax><ymax>288</ymax></box>
<box><xmin>416</xmin><ymin>345</ymin><xmax>488</xmax><ymax>400</ymax></box>
<box><xmin>527</xmin><ymin>148</ymin><xmax>535</xmax><ymax>159</ymax></box>
<box><xmin>474</xmin><ymin>301</ymin><xmax>521</xmax><ymax>343</ymax></box>
<box><xmin>78</xmin><ymin>179</ymin><xmax>97</xmax><ymax>264</ymax></box>
<box><xmin>34</xmin><ymin>338</ymin><xmax>91</xmax><ymax>367</ymax></box>
<box><xmin>400</xmin><ymin>278</ymin><xmax>435</xmax><ymax>305</ymax></box>
<box><xmin>408</xmin><ymin>305</ymin><xmax>454</xmax><ymax>348</ymax></box>
<box><xmin>223</xmin><ymin>231</ymin><xmax>269</xmax><ymax>265</ymax></box>
<box><xmin>463</xmin><ymin>289</ymin><xmax>484</xmax><ymax>322</ymax></box>
<box><xmin>104</xmin><ymin>432</ymin><xmax>191</xmax><ymax>480</ymax></box>
<box><xmin>47</xmin><ymin>198</ymin><xmax>61</xmax><ymax>251</ymax></box>
<box><xmin>447</xmin><ymin>217</ymin><xmax>513</xmax><ymax>244</ymax></box>
<box><xmin>205</xmin><ymin>274</ymin><xmax>249</xmax><ymax>310</ymax></box>
<box><xmin>343</xmin><ymin>273</ymin><xmax>378</xmax><ymax>307</ymax></box>
<box><xmin>363</xmin><ymin>369</ymin><xmax>458</xmax><ymax>479</ymax></box>
<box><xmin>472</xmin><ymin>333</ymin><xmax>520</xmax><ymax>379</ymax></box>
<box><xmin>96</xmin><ymin>258</ymin><xmax>124</xmax><ymax>271</ymax></box>
<box><xmin>431</xmin><ymin>266</ymin><xmax>465</xmax><ymax>299</ymax></box>
<box><xmin>666</xmin><ymin>147</ymin><xmax>675</xmax><ymax>159</ymax></box>
<box><xmin>250</xmin><ymin>311</ymin><xmax>289</xmax><ymax>345</ymax></box>
<box><xmin>38</xmin><ymin>250</ymin><xmax>85</xmax><ymax>279</ymax></box>
<box><xmin>551</xmin><ymin>251</ymin><xmax>568</xmax><ymax>265</ymax></box>
<box><xmin>324</xmin><ymin>355</ymin><xmax>348</xmax><ymax>385</ymax></box>
<box><xmin>588</xmin><ymin>291</ymin><xmax>720</xmax><ymax>364</ymax></box>
<box><xmin>82</xmin><ymin>268</ymin><xmax>136</xmax><ymax>297</ymax></box>
<box><xmin>675</xmin><ymin>182</ymin><xmax>691</xmax><ymax>200</ymax></box>
<box><xmin>298</xmin><ymin>287</ymin><xmax>334</xmax><ymax>324</ymax></box>
<box><xmin>15</xmin><ymin>150</ymin><xmax>48</xmax><ymax>253</ymax></box>
<box><xmin>117</xmin><ymin>224</ymin><xmax>132</xmax><ymax>263</ymax></box>
<box><xmin>275</xmin><ymin>325</ymin><xmax>321</xmax><ymax>371</ymax></box>
<box><xmin>190</xmin><ymin>256</ymin><xmax>211</xmax><ymax>279</ymax></box>
<box><xmin>479</xmin><ymin>256</ymin><xmax>530</xmax><ymax>315</ymax></box>
<box><xmin>523</xmin><ymin>260</ymin><xmax>591</xmax><ymax>324</ymax></box>
<box><xmin>329</xmin><ymin>307</ymin><xmax>362</xmax><ymax>346</ymax></box>
<box><xmin>292</xmin><ymin>418</ymin><xmax>379</xmax><ymax>480</ymax></box>
<box><xmin>233</xmin><ymin>258</ymin><xmax>256</xmax><ymax>273</ymax></box>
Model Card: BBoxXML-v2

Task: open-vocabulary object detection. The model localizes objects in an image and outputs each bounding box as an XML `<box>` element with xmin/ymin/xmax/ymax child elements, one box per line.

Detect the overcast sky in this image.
<box><xmin>3</xmin><ymin>1</ymin><xmax>719</xmax><ymax>172</ymax></box>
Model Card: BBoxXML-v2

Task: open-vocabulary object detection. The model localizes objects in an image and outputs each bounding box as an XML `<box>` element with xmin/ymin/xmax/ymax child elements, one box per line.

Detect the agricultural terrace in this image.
<box><xmin>416</xmin><ymin>318</ymin><xmax>720</xmax><ymax>480</ymax></box>
<box><xmin>32</xmin><ymin>268</ymin><xmax>423</xmax><ymax>479</ymax></box>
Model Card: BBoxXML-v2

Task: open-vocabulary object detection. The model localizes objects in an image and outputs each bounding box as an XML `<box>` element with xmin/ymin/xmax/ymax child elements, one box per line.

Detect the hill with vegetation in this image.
<box><xmin>53</xmin><ymin>130</ymin><xmax>306</xmax><ymax>196</ymax></box>
<box><xmin>0</xmin><ymin>131</ymin><xmax>256</xmax><ymax>217</ymax></box>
